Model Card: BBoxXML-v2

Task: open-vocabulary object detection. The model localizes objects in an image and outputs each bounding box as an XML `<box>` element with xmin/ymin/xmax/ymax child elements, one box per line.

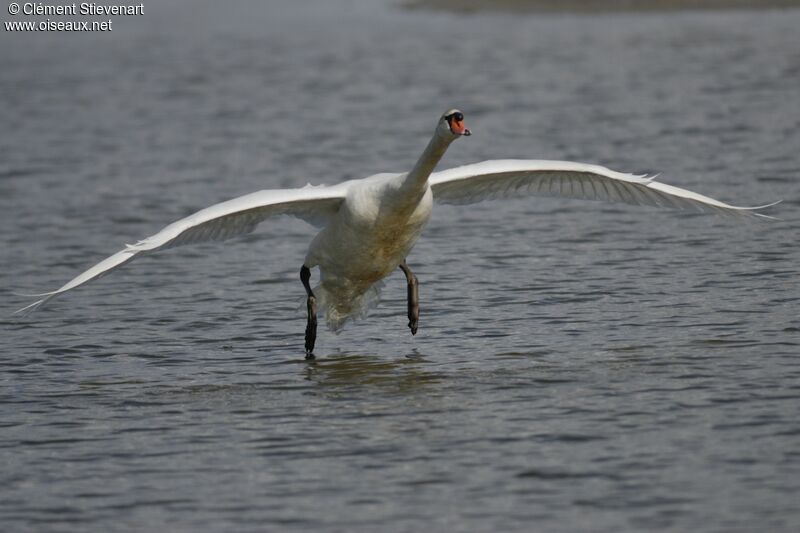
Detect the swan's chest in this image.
<box><xmin>318</xmin><ymin>185</ymin><xmax>432</xmax><ymax>276</ymax></box>
<box><xmin>350</xmin><ymin>185</ymin><xmax>432</xmax><ymax>244</ymax></box>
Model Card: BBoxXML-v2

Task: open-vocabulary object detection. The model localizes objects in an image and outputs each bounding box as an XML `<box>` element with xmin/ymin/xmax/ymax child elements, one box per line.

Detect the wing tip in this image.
<box><xmin>733</xmin><ymin>199</ymin><xmax>782</xmax><ymax>220</ymax></box>
<box><xmin>12</xmin><ymin>296</ymin><xmax>51</xmax><ymax>317</ymax></box>
<box><xmin>12</xmin><ymin>289</ymin><xmax>61</xmax><ymax>298</ymax></box>
<box><xmin>12</xmin><ymin>287</ymin><xmax>63</xmax><ymax>316</ymax></box>
<box><xmin>752</xmin><ymin>199</ymin><xmax>782</xmax><ymax>210</ymax></box>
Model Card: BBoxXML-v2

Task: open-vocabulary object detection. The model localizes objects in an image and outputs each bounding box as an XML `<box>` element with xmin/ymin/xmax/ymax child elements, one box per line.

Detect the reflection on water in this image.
<box><xmin>303</xmin><ymin>351</ymin><xmax>444</xmax><ymax>392</ymax></box>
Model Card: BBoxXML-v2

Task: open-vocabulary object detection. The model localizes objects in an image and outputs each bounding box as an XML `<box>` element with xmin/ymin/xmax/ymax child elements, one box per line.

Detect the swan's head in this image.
<box><xmin>440</xmin><ymin>109</ymin><xmax>471</xmax><ymax>139</ymax></box>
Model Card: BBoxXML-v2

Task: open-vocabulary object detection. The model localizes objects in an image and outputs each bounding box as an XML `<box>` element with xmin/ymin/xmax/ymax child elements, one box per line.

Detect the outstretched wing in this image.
<box><xmin>430</xmin><ymin>160</ymin><xmax>778</xmax><ymax>218</ymax></box>
<box><xmin>16</xmin><ymin>184</ymin><xmax>347</xmax><ymax>314</ymax></box>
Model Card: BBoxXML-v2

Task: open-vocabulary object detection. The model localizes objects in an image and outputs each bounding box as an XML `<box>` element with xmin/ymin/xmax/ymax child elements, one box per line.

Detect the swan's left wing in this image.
<box><xmin>15</xmin><ymin>183</ymin><xmax>347</xmax><ymax>314</ymax></box>
<box><xmin>430</xmin><ymin>159</ymin><xmax>778</xmax><ymax>218</ymax></box>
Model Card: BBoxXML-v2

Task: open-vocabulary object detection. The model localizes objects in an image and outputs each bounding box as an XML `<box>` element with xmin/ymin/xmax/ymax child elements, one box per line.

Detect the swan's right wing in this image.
<box><xmin>430</xmin><ymin>159</ymin><xmax>779</xmax><ymax>218</ymax></box>
<box><xmin>15</xmin><ymin>184</ymin><xmax>348</xmax><ymax>314</ymax></box>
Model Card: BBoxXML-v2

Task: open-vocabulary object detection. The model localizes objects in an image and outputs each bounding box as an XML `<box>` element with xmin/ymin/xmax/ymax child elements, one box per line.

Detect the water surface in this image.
<box><xmin>1</xmin><ymin>1</ymin><xmax>799</xmax><ymax>531</ymax></box>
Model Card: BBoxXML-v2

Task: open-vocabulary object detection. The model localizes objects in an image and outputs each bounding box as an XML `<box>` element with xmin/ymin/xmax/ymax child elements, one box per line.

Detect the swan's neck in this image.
<box><xmin>402</xmin><ymin>131</ymin><xmax>452</xmax><ymax>193</ymax></box>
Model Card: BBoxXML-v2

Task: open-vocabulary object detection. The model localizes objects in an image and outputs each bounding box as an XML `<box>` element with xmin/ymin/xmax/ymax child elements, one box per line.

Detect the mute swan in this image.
<box><xmin>17</xmin><ymin>109</ymin><xmax>778</xmax><ymax>358</ymax></box>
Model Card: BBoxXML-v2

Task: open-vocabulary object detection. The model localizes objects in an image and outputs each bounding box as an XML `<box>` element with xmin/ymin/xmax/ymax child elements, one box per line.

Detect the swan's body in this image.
<box><xmin>17</xmin><ymin>110</ymin><xmax>777</xmax><ymax>356</ymax></box>
<box><xmin>304</xmin><ymin>173</ymin><xmax>434</xmax><ymax>329</ymax></box>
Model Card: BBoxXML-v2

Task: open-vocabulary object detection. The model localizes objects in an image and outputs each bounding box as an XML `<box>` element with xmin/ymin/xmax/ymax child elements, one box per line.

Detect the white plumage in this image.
<box><xmin>16</xmin><ymin>110</ymin><xmax>778</xmax><ymax>353</ymax></box>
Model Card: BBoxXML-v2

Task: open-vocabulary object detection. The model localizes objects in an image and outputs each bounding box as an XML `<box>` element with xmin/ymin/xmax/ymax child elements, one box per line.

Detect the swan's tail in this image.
<box><xmin>314</xmin><ymin>281</ymin><xmax>383</xmax><ymax>333</ymax></box>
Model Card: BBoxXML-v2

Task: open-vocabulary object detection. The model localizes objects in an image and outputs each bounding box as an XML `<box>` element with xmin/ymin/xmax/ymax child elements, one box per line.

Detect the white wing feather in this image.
<box><xmin>15</xmin><ymin>184</ymin><xmax>347</xmax><ymax>314</ymax></box>
<box><xmin>430</xmin><ymin>160</ymin><xmax>778</xmax><ymax>218</ymax></box>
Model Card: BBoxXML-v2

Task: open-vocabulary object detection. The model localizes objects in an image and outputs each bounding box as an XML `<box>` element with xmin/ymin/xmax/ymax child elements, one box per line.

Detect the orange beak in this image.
<box><xmin>448</xmin><ymin>118</ymin><xmax>471</xmax><ymax>136</ymax></box>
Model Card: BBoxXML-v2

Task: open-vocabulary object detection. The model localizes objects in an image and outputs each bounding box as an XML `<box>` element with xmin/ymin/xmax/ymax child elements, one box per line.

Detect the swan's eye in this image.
<box><xmin>453</xmin><ymin>112</ymin><xmax>464</xmax><ymax>122</ymax></box>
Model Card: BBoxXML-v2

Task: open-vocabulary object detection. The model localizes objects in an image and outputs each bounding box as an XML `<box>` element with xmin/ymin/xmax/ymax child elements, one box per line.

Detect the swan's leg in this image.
<box><xmin>300</xmin><ymin>265</ymin><xmax>317</xmax><ymax>359</ymax></box>
<box><xmin>398</xmin><ymin>260</ymin><xmax>419</xmax><ymax>335</ymax></box>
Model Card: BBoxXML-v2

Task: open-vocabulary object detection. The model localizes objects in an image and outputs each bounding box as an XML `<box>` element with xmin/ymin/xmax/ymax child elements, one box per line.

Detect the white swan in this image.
<box><xmin>17</xmin><ymin>109</ymin><xmax>778</xmax><ymax>357</ymax></box>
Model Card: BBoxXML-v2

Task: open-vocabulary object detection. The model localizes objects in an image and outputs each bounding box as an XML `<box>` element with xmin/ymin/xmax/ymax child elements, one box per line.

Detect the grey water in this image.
<box><xmin>1</xmin><ymin>0</ymin><xmax>799</xmax><ymax>531</ymax></box>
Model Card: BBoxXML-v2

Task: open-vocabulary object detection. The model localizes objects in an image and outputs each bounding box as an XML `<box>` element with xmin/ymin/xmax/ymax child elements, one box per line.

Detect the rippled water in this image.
<box><xmin>2</xmin><ymin>1</ymin><xmax>799</xmax><ymax>531</ymax></box>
